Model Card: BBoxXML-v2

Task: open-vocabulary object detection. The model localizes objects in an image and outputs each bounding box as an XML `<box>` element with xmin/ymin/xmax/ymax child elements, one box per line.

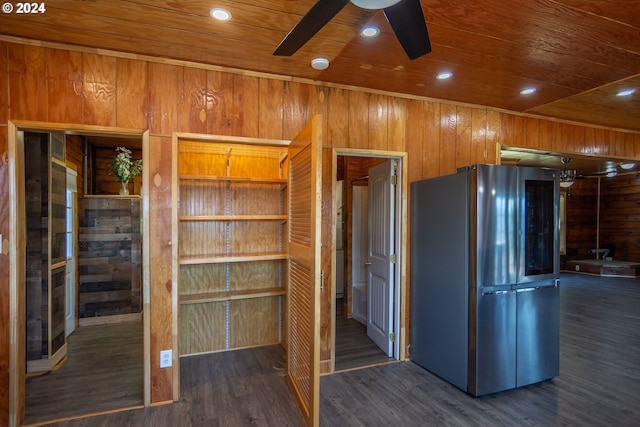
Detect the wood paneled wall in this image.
<box><xmin>78</xmin><ymin>196</ymin><xmax>142</xmax><ymax>319</ymax></box>
<box><xmin>563</xmin><ymin>175</ymin><xmax>640</xmax><ymax>269</ymax></box>
<box><xmin>1</xmin><ymin>39</ymin><xmax>640</xmax><ymax>422</ymax></box>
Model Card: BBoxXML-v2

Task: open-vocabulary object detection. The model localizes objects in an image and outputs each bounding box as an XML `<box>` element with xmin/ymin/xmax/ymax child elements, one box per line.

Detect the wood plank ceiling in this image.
<box><xmin>1</xmin><ymin>0</ymin><xmax>639</xmax><ymax>133</ymax></box>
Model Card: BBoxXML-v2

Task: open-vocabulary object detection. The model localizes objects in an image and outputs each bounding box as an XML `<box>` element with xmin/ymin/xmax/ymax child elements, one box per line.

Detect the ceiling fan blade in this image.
<box><xmin>383</xmin><ymin>0</ymin><xmax>432</xmax><ymax>60</ymax></box>
<box><xmin>274</xmin><ymin>0</ymin><xmax>350</xmax><ymax>56</ymax></box>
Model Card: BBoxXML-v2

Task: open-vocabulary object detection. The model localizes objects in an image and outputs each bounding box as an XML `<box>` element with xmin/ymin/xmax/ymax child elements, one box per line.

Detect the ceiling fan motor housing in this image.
<box><xmin>351</xmin><ymin>0</ymin><xmax>402</xmax><ymax>9</ymax></box>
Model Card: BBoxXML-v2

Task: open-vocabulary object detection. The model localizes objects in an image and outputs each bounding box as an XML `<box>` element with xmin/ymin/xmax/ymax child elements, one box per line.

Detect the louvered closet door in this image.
<box><xmin>287</xmin><ymin>115</ymin><xmax>322</xmax><ymax>427</ymax></box>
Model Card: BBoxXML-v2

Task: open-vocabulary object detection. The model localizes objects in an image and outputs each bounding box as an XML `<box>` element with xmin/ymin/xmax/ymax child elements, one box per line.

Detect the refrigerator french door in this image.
<box><xmin>411</xmin><ymin>164</ymin><xmax>560</xmax><ymax>397</ymax></box>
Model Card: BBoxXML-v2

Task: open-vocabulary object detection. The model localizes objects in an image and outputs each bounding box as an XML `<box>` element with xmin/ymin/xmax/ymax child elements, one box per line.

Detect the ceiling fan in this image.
<box><xmin>273</xmin><ymin>0</ymin><xmax>432</xmax><ymax>60</ymax></box>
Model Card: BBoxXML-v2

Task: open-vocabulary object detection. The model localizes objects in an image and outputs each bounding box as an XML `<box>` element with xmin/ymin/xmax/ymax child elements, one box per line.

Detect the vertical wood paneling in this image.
<box><xmin>525</xmin><ymin>117</ymin><xmax>541</xmax><ymax>150</ymax></box>
<box><xmin>0</xmin><ymin>125</ymin><xmax>9</xmax><ymax>425</ymax></box>
<box><xmin>258</xmin><ymin>78</ymin><xmax>284</xmax><ymax>139</ymax></box>
<box><xmin>388</xmin><ymin>97</ymin><xmax>406</xmax><ymax>152</ymax></box>
<box><xmin>283</xmin><ymin>81</ymin><xmax>310</xmax><ymax>140</ymax></box>
<box><xmin>348</xmin><ymin>91</ymin><xmax>369</xmax><ymax>149</ymax></box>
<box><xmin>307</xmin><ymin>87</ymin><xmax>328</xmax><ymax>148</ymax></box>
<box><xmin>326</xmin><ymin>87</ymin><xmax>349</xmax><ymax>149</ymax></box>
<box><xmin>439</xmin><ymin>104</ymin><xmax>457</xmax><ymax>175</ymax></box>
<box><xmin>455</xmin><ymin>106</ymin><xmax>472</xmax><ymax>168</ymax></box>
<box><xmin>206</xmin><ymin>70</ymin><xmax>234</xmax><ymax>135</ymax></box>
<box><xmin>3</xmin><ymin>43</ymin><xmax>640</xmax><ymax>426</ymax></box>
<box><xmin>232</xmin><ymin>74</ymin><xmax>260</xmax><ymax>137</ymax></box>
<box><xmin>368</xmin><ymin>94</ymin><xmax>388</xmax><ymax>151</ymax></box>
<box><xmin>0</xmin><ymin>43</ymin><xmax>8</xmax><ymax>124</ymax></box>
<box><xmin>46</xmin><ymin>49</ymin><xmax>83</xmax><ymax>123</ymax></box>
<box><xmin>149</xmin><ymin>63</ymin><xmax>181</xmax><ymax>135</ymax></box>
<box><xmin>422</xmin><ymin>100</ymin><xmax>441</xmax><ymax>178</ymax></box>
<box><xmin>405</xmin><ymin>99</ymin><xmax>423</xmax><ymax>181</ymax></box>
<box><xmin>319</xmin><ymin>148</ymin><xmax>333</xmax><ymax>373</ymax></box>
<box><xmin>82</xmin><ymin>53</ymin><xmax>116</xmax><ymax>126</ymax></box>
<box><xmin>8</xmin><ymin>44</ymin><xmax>47</xmax><ymax>121</ymax></box>
<box><xmin>180</xmin><ymin>68</ymin><xmax>207</xmax><ymax>134</ymax></box>
<box><xmin>116</xmin><ymin>58</ymin><xmax>149</xmax><ymax>129</ymax></box>
<box><xmin>471</xmin><ymin>108</ymin><xmax>487</xmax><ymax>165</ymax></box>
<box><xmin>148</xmin><ymin>135</ymin><xmax>173</xmax><ymax>403</ymax></box>
<box><xmin>486</xmin><ymin>110</ymin><xmax>501</xmax><ymax>164</ymax></box>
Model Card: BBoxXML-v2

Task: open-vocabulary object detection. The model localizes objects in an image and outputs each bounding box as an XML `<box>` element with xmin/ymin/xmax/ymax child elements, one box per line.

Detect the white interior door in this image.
<box><xmin>65</xmin><ymin>168</ymin><xmax>77</xmax><ymax>337</ymax></box>
<box><xmin>367</xmin><ymin>159</ymin><xmax>395</xmax><ymax>357</ymax></box>
<box><xmin>351</xmin><ymin>185</ymin><xmax>369</xmax><ymax>324</ymax></box>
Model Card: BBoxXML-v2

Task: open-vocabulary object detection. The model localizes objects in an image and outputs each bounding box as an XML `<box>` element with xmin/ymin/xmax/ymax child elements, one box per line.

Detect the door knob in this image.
<box><xmin>364</xmin><ymin>262</ymin><xmax>371</xmax><ymax>267</ymax></box>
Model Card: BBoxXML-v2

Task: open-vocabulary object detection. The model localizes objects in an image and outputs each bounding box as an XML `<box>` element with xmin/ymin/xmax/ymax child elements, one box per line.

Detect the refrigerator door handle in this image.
<box><xmin>481</xmin><ymin>290</ymin><xmax>511</xmax><ymax>296</ymax></box>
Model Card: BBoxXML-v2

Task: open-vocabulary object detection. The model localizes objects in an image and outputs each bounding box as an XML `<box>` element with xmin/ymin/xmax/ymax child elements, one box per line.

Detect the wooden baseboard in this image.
<box><xmin>27</xmin><ymin>343</ymin><xmax>68</xmax><ymax>374</ymax></box>
<box><xmin>79</xmin><ymin>312</ymin><xmax>142</xmax><ymax>327</ymax></box>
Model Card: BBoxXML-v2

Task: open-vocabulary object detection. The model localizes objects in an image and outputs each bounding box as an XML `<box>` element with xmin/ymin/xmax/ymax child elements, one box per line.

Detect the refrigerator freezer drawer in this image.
<box><xmin>470</xmin><ymin>290</ymin><xmax>516</xmax><ymax>396</ymax></box>
<box><xmin>516</xmin><ymin>285</ymin><xmax>560</xmax><ymax>387</ymax></box>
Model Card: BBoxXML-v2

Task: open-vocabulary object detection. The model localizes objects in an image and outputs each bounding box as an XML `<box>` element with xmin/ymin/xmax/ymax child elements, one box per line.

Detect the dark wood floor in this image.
<box><xmin>334</xmin><ymin>298</ymin><xmax>394</xmax><ymax>371</ymax></box>
<box><xmin>24</xmin><ymin>321</ymin><xmax>144</xmax><ymax>425</ymax></box>
<box><xmin>34</xmin><ymin>273</ymin><xmax>640</xmax><ymax>426</ymax></box>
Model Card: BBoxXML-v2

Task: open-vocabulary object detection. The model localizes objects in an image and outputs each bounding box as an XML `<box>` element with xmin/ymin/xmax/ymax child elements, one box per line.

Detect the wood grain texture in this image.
<box><xmin>116</xmin><ymin>58</ymin><xmax>149</xmax><ymax>129</ymax></box>
<box><xmin>0</xmin><ymin>43</ymin><xmax>7</xmax><ymax>125</ymax></box>
<box><xmin>149</xmin><ymin>64</ymin><xmax>181</xmax><ymax>135</ymax></box>
<box><xmin>82</xmin><ymin>53</ymin><xmax>117</xmax><ymax>126</ymax></box>
<box><xmin>46</xmin><ymin>49</ymin><xmax>83</xmax><ymax>123</ymax></box>
<box><xmin>4</xmin><ymin>42</ymin><xmax>640</xmax><ymax>426</ymax></box>
<box><xmin>233</xmin><ymin>74</ymin><xmax>260</xmax><ymax>137</ymax></box>
<box><xmin>27</xmin><ymin>273</ymin><xmax>640</xmax><ymax>427</ymax></box>
<box><xmin>0</xmin><ymin>123</ymin><xmax>9</xmax><ymax>425</ymax></box>
<box><xmin>148</xmin><ymin>135</ymin><xmax>174</xmax><ymax>403</ymax></box>
<box><xmin>24</xmin><ymin>321</ymin><xmax>143</xmax><ymax>425</ymax></box>
<box><xmin>7</xmin><ymin>44</ymin><xmax>47</xmax><ymax>121</ymax></box>
<box><xmin>180</xmin><ymin>67</ymin><xmax>207</xmax><ymax>134</ymax></box>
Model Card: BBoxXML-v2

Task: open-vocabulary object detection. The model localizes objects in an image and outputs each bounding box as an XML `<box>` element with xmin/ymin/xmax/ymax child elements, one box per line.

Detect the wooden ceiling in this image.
<box><xmin>1</xmin><ymin>0</ymin><xmax>639</xmax><ymax>132</ymax></box>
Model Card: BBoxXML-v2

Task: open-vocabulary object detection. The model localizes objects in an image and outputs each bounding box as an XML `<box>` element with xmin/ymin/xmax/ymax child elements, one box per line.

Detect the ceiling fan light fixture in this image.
<box><xmin>560</xmin><ymin>169</ymin><xmax>576</xmax><ymax>188</ymax></box>
<box><xmin>620</xmin><ymin>162</ymin><xmax>635</xmax><ymax>170</ymax></box>
<box><xmin>351</xmin><ymin>0</ymin><xmax>402</xmax><ymax>9</ymax></box>
<box><xmin>606</xmin><ymin>166</ymin><xmax>617</xmax><ymax>177</ymax></box>
<box><xmin>311</xmin><ymin>57</ymin><xmax>330</xmax><ymax>70</ymax></box>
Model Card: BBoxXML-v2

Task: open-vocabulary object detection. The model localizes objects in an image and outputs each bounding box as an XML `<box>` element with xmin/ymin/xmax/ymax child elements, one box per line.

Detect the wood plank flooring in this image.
<box><xmin>24</xmin><ymin>321</ymin><xmax>144</xmax><ymax>425</ymax></box>
<box><xmin>334</xmin><ymin>298</ymin><xmax>394</xmax><ymax>371</ymax></box>
<box><xmin>32</xmin><ymin>273</ymin><xmax>640</xmax><ymax>426</ymax></box>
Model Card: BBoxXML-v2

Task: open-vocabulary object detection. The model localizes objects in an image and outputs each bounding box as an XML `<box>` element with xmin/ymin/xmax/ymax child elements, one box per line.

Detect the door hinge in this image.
<box><xmin>389</xmin><ymin>332</ymin><xmax>396</xmax><ymax>343</ymax></box>
<box><xmin>391</xmin><ymin>174</ymin><xmax>397</xmax><ymax>185</ymax></box>
<box><xmin>390</xmin><ymin>254</ymin><xmax>397</xmax><ymax>264</ymax></box>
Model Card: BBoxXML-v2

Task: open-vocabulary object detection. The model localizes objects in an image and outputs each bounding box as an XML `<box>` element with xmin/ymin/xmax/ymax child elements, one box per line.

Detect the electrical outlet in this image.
<box><xmin>160</xmin><ymin>350</ymin><xmax>172</xmax><ymax>368</ymax></box>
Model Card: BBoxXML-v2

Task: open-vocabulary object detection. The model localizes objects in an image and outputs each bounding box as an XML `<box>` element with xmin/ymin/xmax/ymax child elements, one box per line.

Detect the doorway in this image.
<box><xmin>8</xmin><ymin>121</ymin><xmax>149</xmax><ymax>426</ymax></box>
<box><xmin>332</xmin><ymin>150</ymin><xmax>406</xmax><ymax>372</ymax></box>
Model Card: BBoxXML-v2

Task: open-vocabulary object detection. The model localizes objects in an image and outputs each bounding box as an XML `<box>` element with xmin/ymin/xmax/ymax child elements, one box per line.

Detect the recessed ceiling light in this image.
<box><xmin>520</xmin><ymin>87</ymin><xmax>536</xmax><ymax>95</ymax></box>
<box><xmin>210</xmin><ymin>8</ymin><xmax>231</xmax><ymax>21</ymax></box>
<box><xmin>616</xmin><ymin>89</ymin><xmax>635</xmax><ymax>97</ymax></box>
<box><xmin>361</xmin><ymin>26</ymin><xmax>380</xmax><ymax>38</ymax></box>
<box><xmin>436</xmin><ymin>71</ymin><xmax>453</xmax><ymax>80</ymax></box>
<box><xmin>620</xmin><ymin>162</ymin><xmax>635</xmax><ymax>170</ymax></box>
<box><xmin>311</xmin><ymin>57</ymin><xmax>329</xmax><ymax>70</ymax></box>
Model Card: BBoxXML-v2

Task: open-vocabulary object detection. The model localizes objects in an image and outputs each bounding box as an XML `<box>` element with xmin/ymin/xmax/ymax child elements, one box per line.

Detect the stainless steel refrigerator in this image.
<box><xmin>410</xmin><ymin>164</ymin><xmax>560</xmax><ymax>396</ymax></box>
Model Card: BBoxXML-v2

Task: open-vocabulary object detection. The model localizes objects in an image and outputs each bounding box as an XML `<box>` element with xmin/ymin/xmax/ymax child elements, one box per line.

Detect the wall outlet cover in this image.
<box><xmin>160</xmin><ymin>350</ymin><xmax>172</xmax><ymax>368</ymax></box>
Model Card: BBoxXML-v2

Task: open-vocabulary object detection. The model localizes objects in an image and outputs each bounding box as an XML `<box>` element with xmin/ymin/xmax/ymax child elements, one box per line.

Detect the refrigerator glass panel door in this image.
<box><xmin>518</xmin><ymin>167</ymin><xmax>559</xmax><ymax>283</ymax></box>
<box><xmin>516</xmin><ymin>284</ymin><xmax>560</xmax><ymax>387</ymax></box>
<box><xmin>476</xmin><ymin>165</ymin><xmax>518</xmax><ymax>288</ymax></box>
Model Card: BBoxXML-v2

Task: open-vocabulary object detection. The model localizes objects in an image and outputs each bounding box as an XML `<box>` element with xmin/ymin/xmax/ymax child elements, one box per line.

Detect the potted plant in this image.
<box><xmin>108</xmin><ymin>146</ymin><xmax>142</xmax><ymax>195</ymax></box>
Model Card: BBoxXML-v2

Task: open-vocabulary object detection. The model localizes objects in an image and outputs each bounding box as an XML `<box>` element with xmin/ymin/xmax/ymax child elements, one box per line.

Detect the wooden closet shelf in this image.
<box><xmin>179</xmin><ymin>287</ymin><xmax>287</xmax><ymax>304</ymax></box>
<box><xmin>180</xmin><ymin>175</ymin><xmax>287</xmax><ymax>184</ymax></box>
<box><xmin>179</xmin><ymin>253</ymin><xmax>288</xmax><ymax>265</ymax></box>
<box><xmin>179</xmin><ymin>215</ymin><xmax>287</xmax><ymax>221</ymax></box>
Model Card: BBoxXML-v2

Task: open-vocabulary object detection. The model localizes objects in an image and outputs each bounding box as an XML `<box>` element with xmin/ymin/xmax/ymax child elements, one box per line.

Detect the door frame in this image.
<box><xmin>329</xmin><ymin>148</ymin><xmax>408</xmax><ymax>371</ymax></box>
<box><xmin>7</xmin><ymin>120</ymin><xmax>150</xmax><ymax>427</ymax></box>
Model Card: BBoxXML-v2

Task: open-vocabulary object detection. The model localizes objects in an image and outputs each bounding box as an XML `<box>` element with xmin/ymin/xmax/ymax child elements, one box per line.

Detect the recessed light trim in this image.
<box><xmin>616</xmin><ymin>89</ymin><xmax>635</xmax><ymax>97</ymax></box>
<box><xmin>520</xmin><ymin>87</ymin><xmax>536</xmax><ymax>95</ymax></box>
<box><xmin>210</xmin><ymin>8</ymin><xmax>231</xmax><ymax>21</ymax></box>
<box><xmin>436</xmin><ymin>71</ymin><xmax>453</xmax><ymax>80</ymax></box>
<box><xmin>361</xmin><ymin>26</ymin><xmax>380</xmax><ymax>38</ymax></box>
